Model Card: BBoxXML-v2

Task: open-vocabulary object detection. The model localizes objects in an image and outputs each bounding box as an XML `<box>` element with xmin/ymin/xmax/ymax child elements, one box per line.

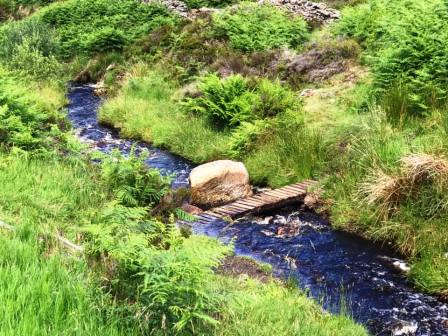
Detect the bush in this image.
<box><xmin>183</xmin><ymin>74</ymin><xmax>301</xmax><ymax>131</ymax></box>
<box><xmin>227</xmin><ymin>120</ymin><xmax>269</xmax><ymax>158</ymax></box>
<box><xmin>0</xmin><ymin>19</ymin><xmax>62</xmax><ymax>79</ymax></box>
<box><xmin>213</xmin><ymin>3</ymin><xmax>309</xmax><ymax>52</ymax></box>
<box><xmin>0</xmin><ymin>18</ymin><xmax>58</xmax><ymax>59</ymax></box>
<box><xmin>0</xmin><ymin>0</ymin><xmax>56</xmax><ymax>21</ymax></box>
<box><xmin>253</xmin><ymin>78</ymin><xmax>300</xmax><ymax>118</ymax></box>
<box><xmin>335</xmin><ymin>0</ymin><xmax>448</xmax><ymax>115</ymax></box>
<box><xmin>183</xmin><ymin>74</ymin><xmax>257</xmax><ymax>129</ymax></box>
<box><xmin>183</xmin><ymin>0</ymin><xmax>237</xmax><ymax>9</ymax></box>
<box><xmin>0</xmin><ymin>69</ymin><xmax>65</xmax><ymax>150</ymax></box>
<box><xmin>84</xmin><ymin>202</ymin><xmax>231</xmax><ymax>334</ymax></box>
<box><xmin>99</xmin><ymin>149</ymin><xmax>171</xmax><ymax>207</ymax></box>
<box><xmin>40</xmin><ymin>0</ymin><xmax>178</xmax><ymax>58</ymax></box>
<box><xmin>84</xmin><ymin>27</ymin><xmax>127</xmax><ymax>54</ymax></box>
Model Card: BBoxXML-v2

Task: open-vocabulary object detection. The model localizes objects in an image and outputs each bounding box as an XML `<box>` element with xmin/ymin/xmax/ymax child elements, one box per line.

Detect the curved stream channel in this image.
<box><xmin>68</xmin><ymin>85</ymin><xmax>448</xmax><ymax>335</ymax></box>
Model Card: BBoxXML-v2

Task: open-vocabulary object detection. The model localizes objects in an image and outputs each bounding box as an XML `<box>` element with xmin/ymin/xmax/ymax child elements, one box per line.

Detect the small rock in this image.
<box><xmin>304</xmin><ymin>193</ymin><xmax>321</xmax><ymax>209</ymax></box>
<box><xmin>392</xmin><ymin>260</ymin><xmax>411</xmax><ymax>273</ymax></box>
<box><xmin>392</xmin><ymin>320</ymin><xmax>418</xmax><ymax>336</ymax></box>
<box><xmin>181</xmin><ymin>203</ymin><xmax>203</xmax><ymax>215</ymax></box>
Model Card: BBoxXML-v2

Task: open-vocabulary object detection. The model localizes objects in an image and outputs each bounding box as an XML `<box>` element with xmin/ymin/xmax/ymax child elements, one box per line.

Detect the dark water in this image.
<box><xmin>67</xmin><ymin>85</ymin><xmax>448</xmax><ymax>336</ymax></box>
<box><xmin>67</xmin><ymin>85</ymin><xmax>193</xmax><ymax>188</ymax></box>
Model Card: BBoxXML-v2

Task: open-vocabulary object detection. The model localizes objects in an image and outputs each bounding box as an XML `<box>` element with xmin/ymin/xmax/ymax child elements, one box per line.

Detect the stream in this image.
<box><xmin>67</xmin><ymin>84</ymin><xmax>448</xmax><ymax>336</ymax></box>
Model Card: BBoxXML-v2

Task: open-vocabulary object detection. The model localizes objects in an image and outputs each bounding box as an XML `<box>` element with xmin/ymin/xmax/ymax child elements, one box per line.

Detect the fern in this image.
<box><xmin>100</xmin><ymin>148</ymin><xmax>171</xmax><ymax>207</ymax></box>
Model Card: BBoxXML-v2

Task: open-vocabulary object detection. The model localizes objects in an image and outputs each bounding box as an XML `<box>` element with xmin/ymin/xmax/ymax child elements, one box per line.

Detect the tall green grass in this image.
<box><xmin>0</xmin><ymin>153</ymin><xmax>136</xmax><ymax>336</ymax></box>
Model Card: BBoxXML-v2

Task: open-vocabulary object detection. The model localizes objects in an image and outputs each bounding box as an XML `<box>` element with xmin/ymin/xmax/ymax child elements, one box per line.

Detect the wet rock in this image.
<box><xmin>182</xmin><ymin>203</ymin><xmax>203</xmax><ymax>215</ymax></box>
<box><xmin>272</xmin><ymin>215</ymin><xmax>287</xmax><ymax>225</ymax></box>
<box><xmin>392</xmin><ymin>260</ymin><xmax>411</xmax><ymax>273</ymax></box>
<box><xmin>190</xmin><ymin>160</ymin><xmax>252</xmax><ymax>208</ymax></box>
<box><xmin>258</xmin><ymin>0</ymin><xmax>340</xmax><ymax>24</ymax></box>
<box><xmin>391</xmin><ymin>320</ymin><xmax>418</xmax><ymax>336</ymax></box>
<box><xmin>304</xmin><ymin>193</ymin><xmax>322</xmax><ymax>210</ymax></box>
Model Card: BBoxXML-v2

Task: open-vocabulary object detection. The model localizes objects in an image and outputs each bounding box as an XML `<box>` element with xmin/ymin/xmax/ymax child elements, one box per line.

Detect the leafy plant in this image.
<box><xmin>40</xmin><ymin>0</ymin><xmax>178</xmax><ymax>58</ymax></box>
<box><xmin>84</xmin><ymin>27</ymin><xmax>127</xmax><ymax>54</ymax></box>
<box><xmin>335</xmin><ymin>0</ymin><xmax>448</xmax><ymax>115</ymax></box>
<box><xmin>228</xmin><ymin>120</ymin><xmax>269</xmax><ymax>158</ymax></box>
<box><xmin>0</xmin><ymin>19</ymin><xmax>62</xmax><ymax>78</ymax></box>
<box><xmin>84</xmin><ymin>202</ymin><xmax>231</xmax><ymax>334</ymax></box>
<box><xmin>213</xmin><ymin>3</ymin><xmax>309</xmax><ymax>52</ymax></box>
<box><xmin>253</xmin><ymin>79</ymin><xmax>300</xmax><ymax>118</ymax></box>
<box><xmin>0</xmin><ymin>70</ymin><xmax>65</xmax><ymax>150</ymax></box>
<box><xmin>183</xmin><ymin>74</ymin><xmax>257</xmax><ymax>129</ymax></box>
<box><xmin>100</xmin><ymin>148</ymin><xmax>171</xmax><ymax>207</ymax></box>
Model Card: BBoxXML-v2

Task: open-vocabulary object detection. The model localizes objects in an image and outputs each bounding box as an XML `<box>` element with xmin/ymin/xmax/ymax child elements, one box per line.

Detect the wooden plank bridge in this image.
<box><xmin>182</xmin><ymin>179</ymin><xmax>317</xmax><ymax>225</ymax></box>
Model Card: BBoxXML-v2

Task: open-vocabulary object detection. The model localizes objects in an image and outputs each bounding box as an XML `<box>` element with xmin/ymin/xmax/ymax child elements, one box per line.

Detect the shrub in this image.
<box><xmin>227</xmin><ymin>120</ymin><xmax>269</xmax><ymax>158</ymax></box>
<box><xmin>84</xmin><ymin>202</ymin><xmax>231</xmax><ymax>334</ymax></box>
<box><xmin>40</xmin><ymin>0</ymin><xmax>178</xmax><ymax>58</ymax></box>
<box><xmin>9</xmin><ymin>38</ymin><xmax>62</xmax><ymax>79</ymax></box>
<box><xmin>0</xmin><ymin>19</ymin><xmax>62</xmax><ymax>79</ymax></box>
<box><xmin>183</xmin><ymin>0</ymin><xmax>237</xmax><ymax>9</ymax></box>
<box><xmin>253</xmin><ymin>79</ymin><xmax>300</xmax><ymax>118</ymax></box>
<box><xmin>0</xmin><ymin>70</ymin><xmax>65</xmax><ymax>150</ymax></box>
<box><xmin>335</xmin><ymin>0</ymin><xmax>448</xmax><ymax>115</ymax></box>
<box><xmin>183</xmin><ymin>74</ymin><xmax>257</xmax><ymax>129</ymax></box>
<box><xmin>183</xmin><ymin>74</ymin><xmax>301</xmax><ymax>130</ymax></box>
<box><xmin>84</xmin><ymin>27</ymin><xmax>127</xmax><ymax>54</ymax></box>
<box><xmin>0</xmin><ymin>0</ymin><xmax>56</xmax><ymax>21</ymax></box>
<box><xmin>0</xmin><ymin>19</ymin><xmax>58</xmax><ymax>59</ymax></box>
<box><xmin>99</xmin><ymin>149</ymin><xmax>171</xmax><ymax>207</ymax></box>
<box><xmin>213</xmin><ymin>3</ymin><xmax>309</xmax><ymax>52</ymax></box>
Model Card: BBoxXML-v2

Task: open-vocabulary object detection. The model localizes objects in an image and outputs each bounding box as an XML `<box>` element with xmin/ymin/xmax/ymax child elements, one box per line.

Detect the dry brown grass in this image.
<box><xmin>401</xmin><ymin>153</ymin><xmax>448</xmax><ymax>186</ymax></box>
<box><xmin>360</xmin><ymin>153</ymin><xmax>448</xmax><ymax>220</ymax></box>
<box><xmin>360</xmin><ymin>170</ymin><xmax>406</xmax><ymax>220</ymax></box>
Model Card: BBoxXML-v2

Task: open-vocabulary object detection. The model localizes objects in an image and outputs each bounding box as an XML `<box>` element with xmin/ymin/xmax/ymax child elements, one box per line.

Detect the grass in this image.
<box><xmin>214</xmin><ymin>277</ymin><xmax>367</xmax><ymax>336</ymax></box>
<box><xmin>99</xmin><ymin>67</ymin><xmax>231</xmax><ymax>162</ymax></box>
<box><xmin>0</xmin><ymin>153</ymin><xmax>136</xmax><ymax>336</ymax></box>
<box><xmin>4</xmin><ymin>0</ymin><xmax>448</xmax><ymax>331</ymax></box>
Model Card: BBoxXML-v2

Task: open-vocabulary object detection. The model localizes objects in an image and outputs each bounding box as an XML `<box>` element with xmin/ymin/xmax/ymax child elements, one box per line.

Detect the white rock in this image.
<box><xmin>190</xmin><ymin>160</ymin><xmax>252</xmax><ymax>207</ymax></box>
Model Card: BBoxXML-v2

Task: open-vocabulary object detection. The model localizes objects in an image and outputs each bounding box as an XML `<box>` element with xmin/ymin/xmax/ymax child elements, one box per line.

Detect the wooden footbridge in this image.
<box><xmin>182</xmin><ymin>179</ymin><xmax>317</xmax><ymax>225</ymax></box>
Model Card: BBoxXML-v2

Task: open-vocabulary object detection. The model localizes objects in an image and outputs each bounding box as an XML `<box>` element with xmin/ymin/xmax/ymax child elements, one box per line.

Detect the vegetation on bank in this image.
<box><xmin>2</xmin><ymin>0</ymin><xmax>441</xmax><ymax>298</ymax></box>
<box><xmin>0</xmin><ymin>1</ymin><xmax>368</xmax><ymax>334</ymax></box>
<box><xmin>1</xmin><ymin>0</ymin><xmax>448</xmax><ymax>333</ymax></box>
<box><xmin>98</xmin><ymin>0</ymin><xmax>448</xmax><ymax>298</ymax></box>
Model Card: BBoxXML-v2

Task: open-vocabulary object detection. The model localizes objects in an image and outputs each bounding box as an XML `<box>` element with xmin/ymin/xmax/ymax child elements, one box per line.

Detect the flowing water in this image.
<box><xmin>67</xmin><ymin>85</ymin><xmax>448</xmax><ymax>336</ymax></box>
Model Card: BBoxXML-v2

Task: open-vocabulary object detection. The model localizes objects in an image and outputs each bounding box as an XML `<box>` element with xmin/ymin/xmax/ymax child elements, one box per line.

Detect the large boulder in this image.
<box><xmin>190</xmin><ymin>160</ymin><xmax>252</xmax><ymax>208</ymax></box>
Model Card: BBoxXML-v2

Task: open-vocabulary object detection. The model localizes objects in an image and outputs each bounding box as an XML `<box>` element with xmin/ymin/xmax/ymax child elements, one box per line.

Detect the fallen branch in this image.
<box><xmin>0</xmin><ymin>219</ymin><xmax>84</xmax><ymax>254</ymax></box>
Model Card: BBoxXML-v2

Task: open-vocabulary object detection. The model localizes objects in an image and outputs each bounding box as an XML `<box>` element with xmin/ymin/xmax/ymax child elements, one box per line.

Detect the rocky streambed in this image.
<box><xmin>67</xmin><ymin>85</ymin><xmax>448</xmax><ymax>336</ymax></box>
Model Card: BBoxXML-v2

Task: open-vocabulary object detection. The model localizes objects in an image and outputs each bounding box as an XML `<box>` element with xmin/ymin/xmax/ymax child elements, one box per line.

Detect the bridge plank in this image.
<box><xmin>188</xmin><ymin>180</ymin><xmax>317</xmax><ymax>221</ymax></box>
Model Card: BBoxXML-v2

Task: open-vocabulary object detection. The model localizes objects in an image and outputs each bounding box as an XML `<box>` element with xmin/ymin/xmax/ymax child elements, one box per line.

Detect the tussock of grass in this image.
<box><xmin>360</xmin><ymin>169</ymin><xmax>404</xmax><ymax>220</ymax></box>
<box><xmin>401</xmin><ymin>153</ymin><xmax>448</xmax><ymax>185</ymax></box>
